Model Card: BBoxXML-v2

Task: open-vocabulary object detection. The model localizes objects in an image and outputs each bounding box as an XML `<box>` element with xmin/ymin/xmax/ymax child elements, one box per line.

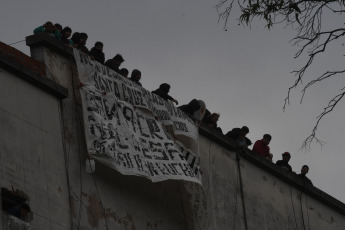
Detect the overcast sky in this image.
<box><xmin>1</xmin><ymin>0</ymin><xmax>345</xmax><ymax>203</ymax></box>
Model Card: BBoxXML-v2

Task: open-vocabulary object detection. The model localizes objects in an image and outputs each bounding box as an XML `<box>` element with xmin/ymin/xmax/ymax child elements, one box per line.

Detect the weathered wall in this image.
<box><xmin>1</xmin><ymin>34</ymin><xmax>345</xmax><ymax>230</ymax></box>
<box><xmin>0</xmin><ymin>65</ymin><xmax>70</xmax><ymax>229</ymax></box>
<box><xmin>25</xmin><ymin>34</ymin><xmax>193</xmax><ymax>230</ymax></box>
<box><xmin>199</xmin><ymin>131</ymin><xmax>345</xmax><ymax>230</ymax></box>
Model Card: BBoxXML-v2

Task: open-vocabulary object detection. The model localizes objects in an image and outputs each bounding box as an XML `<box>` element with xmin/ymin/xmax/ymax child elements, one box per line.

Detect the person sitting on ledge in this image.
<box><xmin>119</xmin><ymin>68</ymin><xmax>129</xmax><ymax>78</ymax></box>
<box><xmin>54</xmin><ymin>23</ymin><xmax>62</xmax><ymax>33</ymax></box>
<box><xmin>179</xmin><ymin>99</ymin><xmax>206</xmax><ymax>121</ymax></box>
<box><xmin>152</xmin><ymin>83</ymin><xmax>178</xmax><ymax>105</ymax></box>
<box><xmin>71</xmin><ymin>32</ymin><xmax>89</xmax><ymax>54</ymax></box>
<box><xmin>298</xmin><ymin>165</ymin><xmax>313</xmax><ymax>186</ymax></box>
<box><xmin>89</xmin><ymin>41</ymin><xmax>105</xmax><ymax>64</ymax></box>
<box><xmin>130</xmin><ymin>69</ymin><xmax>142</xmax><ymax>86</ymax></box>
<box><xmin>105</xmin><ymin>54</ymin><xmax>125</xmax><ymax>74</ymax></box>
<box><xmin>33</xmin><ymin>21</ymin><xmax>61</xmax><ymax>39</ymax></box>
<box><xmin>60</xmin><ymin>27</ymin><xmax>73</xmax><ymax>46</ymax></box>
<box><xmin>252</xmin><ymin>134</ymin><xmax>273</xmax><ymax>161</ymax></box>
<box><xmin>202</xmin><ymin>111</ymin><xmax>222</xmax><ymax>134</ymax></box>
<box><xmin>226</xmin><ymin>126</ymin><xmax>251</xmax><ymax>148</ymax></box>
<box><xmin>276</xmin><ymin>152</ymin><xmax>293</xmax><ymax>173</ymax></box>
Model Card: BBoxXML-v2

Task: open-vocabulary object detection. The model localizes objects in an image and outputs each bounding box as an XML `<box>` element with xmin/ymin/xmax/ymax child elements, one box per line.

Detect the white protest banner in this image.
<box><xmin>74</xmin><ymin>50</ymin><xmax>201</xmax><ymax>183</ymax></box>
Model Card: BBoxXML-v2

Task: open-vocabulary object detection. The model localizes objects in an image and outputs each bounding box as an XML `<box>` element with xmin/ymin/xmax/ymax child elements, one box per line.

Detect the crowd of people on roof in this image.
<box><xmin>33</xmin><ymin>21</ymin><xmax>313</xmax><ymax>187</ymax></box>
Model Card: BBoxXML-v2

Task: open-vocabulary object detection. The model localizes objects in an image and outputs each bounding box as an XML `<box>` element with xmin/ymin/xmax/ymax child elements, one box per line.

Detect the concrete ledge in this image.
<box><xmin>26</xmin><ymin>34</ymin><xmax>74</xmax><ymax>60</ymax></box>
<box><xmin>199</xmin><ymin>124</ymin><xmax>345</xmax><ymax>215</ymax></box>
<box><xmin>0</xmin><ymin>53</ymin><xmax>68</xmax><ymax>99</ymax></box>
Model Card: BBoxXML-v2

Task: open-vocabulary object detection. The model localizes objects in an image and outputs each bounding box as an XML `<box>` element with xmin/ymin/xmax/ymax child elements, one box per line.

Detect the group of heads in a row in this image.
<box><xmin>33</xmin><ymin>21</ymin><xmax>142</xmax><ymax>86</ymax></box>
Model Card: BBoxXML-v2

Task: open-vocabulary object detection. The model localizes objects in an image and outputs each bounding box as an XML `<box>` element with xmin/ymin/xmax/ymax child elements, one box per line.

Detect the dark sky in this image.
<box><xmin>2</xmin><ymin>0</ymin><xmax>345</xmax><ymax>203</ymax></box>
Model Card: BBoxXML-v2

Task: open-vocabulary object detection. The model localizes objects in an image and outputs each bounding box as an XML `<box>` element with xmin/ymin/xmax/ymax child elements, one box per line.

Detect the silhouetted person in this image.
<box><xmin>226</xmin><ymin>126</ymin><xmax>251</xmax><ymax>147</ymax></box>
<box><xmin>252</xmin><ymin>134</ymin><xmax>273</xmax><ymax>161</ymax></box>
<box><xmin>119</xmin><ymin>68</ymin><xmax>129</xmax><ymax>78</ymax></box>
<box><xmin>130</xmin><ymin>69</ymin><xmax>142</xmax><ymax>86</ymax></box>
<box><xmin>298</xmin><ymin>165</ymin><xmax>313</xmax><ymax>185</ymax></box>
<box><xmin>33</xmin><ymin>21</ymin><xmax>61</xmax><ymax>39</ymax></box>
<box><xmin>276</xmin><ymin>152</ymin><xmax>293</xmax><ymax>173</ymax></box>
<box><xmin>152</xmin><ymin>83</ymin><xmax>178</xmax><ymax>105</ymax></box>
<box><xmin>202</xmin><ymin>111</ymin><xmax>223</xmax><ymax>134</ymax></box>
<box><xmin>60</xmin><ymin>27</ymin><xmax>72</xmax><ymax>46</ymax></box>
<box><xmin>72</xmin><ymin>32</ymin><xmax>89</xmax><ymax>54</ymax></box>
<box><xmin>105</xmin><ymin>54</ymin><xmax>124</xmax><ymax>73</ymax></box>
<box><xmin>54</xmin><ymin>23</ymin><xmax>62</xmax><ymax>33</ymax></box>
<box><xmin>89</xmin><ymin>41</ymin><xmax>105</xmax><ymax>64</ymax></box>
<box><xmin>179</xmin><ymin>99</ymin><xmax>206</xmax><ymax>121</ymax></box>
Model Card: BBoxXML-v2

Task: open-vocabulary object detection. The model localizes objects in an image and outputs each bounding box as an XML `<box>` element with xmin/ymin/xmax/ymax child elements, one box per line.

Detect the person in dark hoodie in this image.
<box><xmin>130</xmin><ymin>69</ymin><xmax>142</xmax><ymax>86</ymax></box>
<box><xmin>89</xmin><ymin>41</ymin><xmax>105</xmax><ymax>64</ymax></box>
<box><xmin>276</xmin><ymin>152</ymin><xmax>293</xmax><ymax>173</ymax></box>
<box><xmin>179</xmin><ymin>99</ymin><xmax>206</xmax><ymax>121</ymax></box>
<box><xmin>105</xmin><ymin>54</ymin><xmax>125</xmax><ymax>73</ymax></box>
<box><xmin>119</xmin><ymin>68</ymin><xmax>129</xmax><ymax>78</ymax></box>
<box><xmin>202</xmin><ymin>111</ymin><xmax>223</xmax><ymax>134</ymax></box>
<box><xmin>60</xmin><ymin>27</ymin><xmax>73</xmax><ymax>46</ymax></box>
<box><xmin>72</xmin><ymin>32</ymin><xmax>89</xmax><ymax>54</ymax></box>
<box><xmin>298</xmin><ymin>165</ymin><xmax>313</xmax><ymax>185</ymax></box>
<box><xmin>226</xmin><ymin>126</ymin><xmax>251</xmax><ymax>147</ymax></box>
<box><xmin>152</xmin><ymin>83</ymin><xmax>178</xmax><ymax>105</ymax></box>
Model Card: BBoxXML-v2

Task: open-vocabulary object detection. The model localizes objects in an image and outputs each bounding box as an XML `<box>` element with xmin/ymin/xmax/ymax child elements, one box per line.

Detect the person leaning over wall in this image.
<box><xmin>252</xmin><ymin>134</ymin><xmax>273</xmax><ymax>161</ymax></box>
<box><xmin>226</xmin><ymin>126</ymin><xmax>251</xmax><ymax>148</ymax></box>
<box><xmin>60</xmin><ymin>27</ymin><xmax>73</xmax><ymax>46</ymax></box>
<box><xmin>298</xmin><ymin>165</ymin><xmax>313</xmax><ymax>186</ymax></box>
<box><xmin>105</xmin><ymin>54</ymin><xmax>125</xmax><ymax>74</ymax></box>
<box><xmin>152</xmin><ymin>83</ymin><xmax>178</xmax><ymax>105</ymax></box>
<box><xmin>33</xmin><ymin>21</ymin><xmax>61</xmax><ymax>39</ymax></box>
<box><xmin>202</xmin><ymin>110</ymin><xmax>223</xmax><ymax>134</ymax></box>
<box><xmin>276</xmin><ymin>152</ymin><xmax>293</xmax><ymax>173</ymax></box>
<box><xmin>89</xmin><ymin>41</ymin><xmax>105</xmax><ymax>64</ymax></box>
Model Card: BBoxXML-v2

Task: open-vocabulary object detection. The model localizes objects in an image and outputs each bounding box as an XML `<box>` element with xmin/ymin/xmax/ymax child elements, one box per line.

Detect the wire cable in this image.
<box><xmin>7</xmin><ymin>40</ymin><xmax>25</xmax><ymax>46</ymax></box>
<box><xmin>71</xmin><ymin>55</ymin><xmax>110</xmax><ymax>230</ymax></box>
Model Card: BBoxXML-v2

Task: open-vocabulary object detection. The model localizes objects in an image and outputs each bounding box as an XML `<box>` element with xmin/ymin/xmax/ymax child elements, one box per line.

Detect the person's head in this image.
<box><xmin>262</xmin><ymin>134</ymin><xmax>272</xmax><ymax>145</ymax></box>
<box><xmin>192</xmin><ymin>100</ymin><xmax>206</xmax><ymax>121</ymax></box>
<box><xmin>159</xmin><ymin>83</ymin><xmax>171</xmax><ymax>93</ymax></box>
<box><xmin>119</xmin><ymin>68</ymin><xmax>129</xmax><ymax>78</ymax></box>
<box><xmin>79</xmin><ymin>32</ymin><xmax>88</xmax><ymax>45</ymax></box>
<box><xmin>282</xmin><ymin>152</ymin><xmax>291</xmax><ymax>162</ymax></box>
<box><xmin>19</xmin><ymin>204</ymin><xmax>31</xmax><ymax>220</ymax></box>
<box><xmin>54</xmin><ymin>23</ymin><xmax>62</xmax><ymax>32</ymax></box>
<box><xmin>71</xmin><ymin>32</ymin><xmax>81</xmax><ymax>44</ymax></box>
<box><xmin>113</xmin><ymin>54</ymin><xmax>125</xmax><ymax>67</ymax></box>
<box><xmin>240</xmin><ymin>126</ymin><xmax>249</xmax><ymax>137</ymax></box>
<box><xmin>210</xmin><ymin>113</ymin><xmax>220</xmax><ymax>123</ymax></box>
<box><xmin>94</xmin><ymin>41</ymin><xmax>103</xmax><ymax>51</ymax></box>
<box><xmin>44</xmin><ymin>21</ymin><xmax>55</xmax><ymax>33</ymax></box>
<box><xmin>301</xmin><ymin>165</ymin><xmax>309</xmax><ymax>175</ymax></box>
<box><xmin>61</xmin><ymin>27</ymin><xmax>72</xmax><ymax>38</ymax></box>
<box><xmin>131</xmin><ymin>69</ymin><xmax>141</xmax><ymax>82</ymax></box>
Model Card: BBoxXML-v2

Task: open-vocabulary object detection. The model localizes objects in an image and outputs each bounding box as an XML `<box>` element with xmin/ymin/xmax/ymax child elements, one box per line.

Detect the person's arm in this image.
<box><xmin>33</xmin><ymin>25</ymin><xmax>45</xmax><ymax>34</ymax></box>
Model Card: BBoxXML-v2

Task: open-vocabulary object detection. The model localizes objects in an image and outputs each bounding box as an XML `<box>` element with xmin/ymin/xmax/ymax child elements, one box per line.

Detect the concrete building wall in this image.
<box><xmin>199</xmin><ymin>132</ymin><xmax>345</xmax><ymax>230</ymax></box>
<box><xmin>0</xmin><ymin>65</ymin><xmax>70</xmax><ymax>229</ymax></box>
<box><xmin>1</xmin><ymin>34</ymin><xmax>345</xmax><ymax>230</ymax></box>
